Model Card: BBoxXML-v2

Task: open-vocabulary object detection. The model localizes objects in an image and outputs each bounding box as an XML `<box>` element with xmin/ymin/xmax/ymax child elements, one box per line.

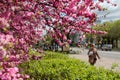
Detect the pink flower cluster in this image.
<box><xmin>0</xmin><ymin>67</ymin><xmax>29</xmax><ymax>80</ymax></box>
<box><xmin>0</xmin><ymin>34</ymin><xmax>14</xmax><ymax>45</ymax></box>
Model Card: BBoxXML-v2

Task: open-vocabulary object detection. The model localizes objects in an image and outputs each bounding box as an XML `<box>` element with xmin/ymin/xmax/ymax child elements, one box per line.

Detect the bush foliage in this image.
<box><xmin>19</xmin><ymin>51</ymin><xmax>120</xmax><ymax>80</ymax></box>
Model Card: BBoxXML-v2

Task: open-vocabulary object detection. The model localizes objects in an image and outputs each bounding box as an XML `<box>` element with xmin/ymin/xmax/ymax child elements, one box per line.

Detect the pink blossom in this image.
<box><xmin>26</xmin><ymin>12</ymin><xmax>34</xmax><ymax>17</ymax></box>
<box><xmin>8</xmin><ymin>0</ymin><xmax>13</xmax><ymax>3</ymax></box>
<box><xmin>7</xmin><ymin>67</ymin><xmax>19</xmax><ymax>74</ymax></box>
<box><xmin>91</xmin><ymin>30</ymin><xmax>96</xmax><ymax>34</ymax></box>
<box><xmin>0</xmin><ymin>46</ymin><xmax>6</xmax><ymax>59</ymax></box>
<box><xmin>1</xmin><ymin>73</ymin><xmax>12</xmax><ymax>80</ymax></box>
<box><xmin>84</xmin><ymin>0</ymin><xmax>93</xmax><ymax>6</ymax></box>
<box><xmin>24</xmin><ymin>74</ymin><xmax>30</xmax><ymax>78</ymax></box>
<box><xmin>62</xmin><ymin>35</ymin><xmax>67</xmax><ymax>41</ymax></box>
<box><xmin>9</xmin><ymin>55</ymin><xmax>19</xmax><ymax>62</ymax></box>
<box><xmin>59</xmin><ymin>42</ymin><xmax>63</xmax><ymax>47</ymax></box>
<box><xmin>19</xmin><ymin>38</ymin><xmax>25</xmax><ymax>44</ymax></box>
<box><xmin>103</xmin><ymin>31</ymin><xmax>108</xmax><ymax>34</ymax></box>
<box><xmin>0</xmin><ymin>67</ymin><xmax>20</xmax><ymax>80</ymax></box>
<box><xmin>65</xmin><ymin>29</ymin><xmax>69</xmax><ymax>34</ymax></box>
<box><xmin>83</xmin><ymin>29</ymin><xmax>91</xmax><ymax>33</ymax></box>
<box><xmin>0</xmin><ymin>18</ymin><xmax>9</xmax><ymax>28</ymax></box>
<box><xmin>97</xmin><ymin>31</ymin><xmax>104</xmax><ymax>34</ymax></box>
<box><xmin>69</xmin><ymin>1</ymin><xmax>75</xmax><ymax>8</ymax></box>
<box><xmin>98</xmin><ymin>0</ymin><xmax>104</xmax><ymax>2</ymax></box>
<box><xmin>72</xmin><ymin>6</ymin><xmax>77</xmax><ymax>13</ymax></box>
<box><xmin>58</xmin><ymin>33</ymin><xmax>62</xmax><ymax>37</ymax></box>
<box><xmin>67</xmin><ymin>40</ymin><xmax>72</xmax><ymax>44</ymax></box>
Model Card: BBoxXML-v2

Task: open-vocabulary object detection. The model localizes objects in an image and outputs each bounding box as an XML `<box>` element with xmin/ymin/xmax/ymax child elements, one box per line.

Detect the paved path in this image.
<box><xmin>69</xmin><ymin>48</ymin><xmax>120</xmax><ymax>72</ymax></box>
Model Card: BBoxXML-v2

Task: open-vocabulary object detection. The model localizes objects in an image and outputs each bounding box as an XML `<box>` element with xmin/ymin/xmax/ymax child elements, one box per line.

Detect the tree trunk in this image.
<box><xmin>111</xmin><ymin>39</ymin><xmax>114</xmax><ymax>48</ymax></box>
<box><xmin>116</xmin><ymin>39</ymin><xmax>118</xmax><ymax>48</ymax></box>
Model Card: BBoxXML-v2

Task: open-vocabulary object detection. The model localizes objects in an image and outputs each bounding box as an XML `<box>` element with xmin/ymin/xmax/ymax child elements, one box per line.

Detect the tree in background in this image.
<box><xmin>109</xmin><ymin>20</ymin><xmax>120</xmax><ymax>48</ymax></box>
<box><xmin>93</xmin><ymin>20</ymin><xmax>120</xmax><ymax>48</ymax></box>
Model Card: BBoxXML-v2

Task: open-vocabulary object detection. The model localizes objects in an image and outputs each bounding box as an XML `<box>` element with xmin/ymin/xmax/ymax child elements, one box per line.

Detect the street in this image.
<box><xmin>85</xmin><ymin>49</ymin><xmax>120</xmax><ymax>60</ymax></box>
<box><xmin>98</xmin><ymin>50</ymin><xmax>120</xmax><ymax>60</ymax></box>
<box><xmin>71</xmin><ymin>47</ymin><xmax>120</xmax><ymax>60</ymax></box>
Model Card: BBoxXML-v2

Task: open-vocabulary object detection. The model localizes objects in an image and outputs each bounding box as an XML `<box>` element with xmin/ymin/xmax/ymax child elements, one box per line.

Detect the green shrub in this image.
<box><xmin>19</xmin><ymin>51</ymin><xmax>120</xmax><ymax>80</ymax></box>
<box><xmin>42</xmin><ymin>51</ymin><xmax>69</xmax><ymax>60</ymax></box>
<box><xmin>28</xmin><ymin>48</ymin><xmax>41</xmax><ymax>56</ymax></box>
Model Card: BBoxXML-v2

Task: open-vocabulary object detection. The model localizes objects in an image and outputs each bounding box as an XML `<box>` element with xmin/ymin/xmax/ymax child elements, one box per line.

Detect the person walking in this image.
<box><xmin>88</xmin><ymin>44</ymin><xmax>100</xmax><ymax>65</ymax></box>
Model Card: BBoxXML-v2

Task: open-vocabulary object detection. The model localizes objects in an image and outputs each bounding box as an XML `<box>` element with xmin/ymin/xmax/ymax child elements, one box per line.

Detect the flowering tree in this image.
<box><xmin>0</xmin><ymin>0</ymin><xmax>42</xmax><ymax>79</ymax></box>
<box><xmin>0</xmin><ymin>0</ymin><xmax>115</xmax><ymax>79</ymax></box>
<box><xmin>41</xmin><ymin>0</ymin><xmax>116</xmax><ymax>46</ymax></box>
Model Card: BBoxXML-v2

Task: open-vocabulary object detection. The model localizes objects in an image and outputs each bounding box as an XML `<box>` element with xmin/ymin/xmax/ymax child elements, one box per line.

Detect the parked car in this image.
<box><xmin>101</xmin><ymin>44</ymin><xmax>112</xmax><ymax>51</ymax></box>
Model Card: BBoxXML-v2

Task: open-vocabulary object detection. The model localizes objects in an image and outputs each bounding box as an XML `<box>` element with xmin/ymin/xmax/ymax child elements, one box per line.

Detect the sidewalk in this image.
<box><xmin>69</xmin><ymin>53</ymin><xmax>120</xmax><ymax>72</ymax></box>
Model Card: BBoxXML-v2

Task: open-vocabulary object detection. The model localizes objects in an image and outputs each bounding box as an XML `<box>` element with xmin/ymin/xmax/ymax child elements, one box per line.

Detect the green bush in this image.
<box><xmin>42</xmin><ymin>51</ymin><xmax>69</xmax><ymax>60</ymax></box>
<box><xmin>19</xmin><ymin>51</ymin><xmax>120</xmax><ymax>80</ymax></box>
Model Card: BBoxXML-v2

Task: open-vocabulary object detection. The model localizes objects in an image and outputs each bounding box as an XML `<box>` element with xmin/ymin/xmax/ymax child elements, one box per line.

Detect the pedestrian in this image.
<box><xmin>88</xmin><ymin>44</ymin><xmax>100</xmax><ymax>65</ymax></box>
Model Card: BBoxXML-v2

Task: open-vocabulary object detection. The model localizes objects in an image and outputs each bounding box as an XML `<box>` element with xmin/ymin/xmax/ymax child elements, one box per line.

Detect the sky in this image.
<box><xmin>96</xmin><ymin>0</ymin><xmax>120</xmax><ymax>23</ymax></box>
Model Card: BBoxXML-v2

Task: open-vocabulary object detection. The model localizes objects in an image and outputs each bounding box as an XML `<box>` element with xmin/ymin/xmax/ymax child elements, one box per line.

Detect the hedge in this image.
<box><xmin>19</xmin><ymin>51</ymin><xmax>120</xmax><ymax>80</ymax></box>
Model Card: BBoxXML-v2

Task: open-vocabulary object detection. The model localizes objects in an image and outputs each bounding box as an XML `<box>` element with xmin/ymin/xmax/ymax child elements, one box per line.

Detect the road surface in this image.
<box><xmin>69</xmin><ymin>47</ymin><xmax>120</xmax><ymax>72</ymax></box>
